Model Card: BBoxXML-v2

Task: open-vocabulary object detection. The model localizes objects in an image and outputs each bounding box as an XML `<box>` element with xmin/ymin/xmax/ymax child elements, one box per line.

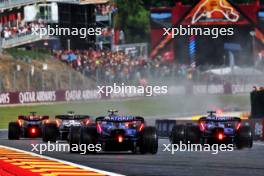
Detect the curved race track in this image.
<box><xmin>0</xmin><ymin>129</ymin><xmax>264</xmax><ymax>176</ymax></box>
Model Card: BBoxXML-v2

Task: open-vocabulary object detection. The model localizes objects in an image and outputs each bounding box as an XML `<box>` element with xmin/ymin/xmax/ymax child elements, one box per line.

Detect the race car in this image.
<box><xmin>170</xmin><ymin>111</ymin><xmax>253</xmax><ymax>149</ymax></box>
<box><xmin>42</xmin><ymin>111</ymin><xmax>91</xmax><ymax>142</ymax></box>
<box><xmin>69</xmin><ymin>110</ymin><xmax>158</xmax><ymax>154</ymax></box>
<box><xmin>8</xmin><ymin>112</ymin><xmax>49</xmax><ymax>140</ymax></box>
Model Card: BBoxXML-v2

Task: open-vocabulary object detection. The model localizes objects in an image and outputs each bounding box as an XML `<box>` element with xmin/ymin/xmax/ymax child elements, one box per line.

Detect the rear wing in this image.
<box><xmin>96</xmin><ymin>116</ymin><xmax>144</xmax><ymax>123</ymax></box>
<box><xmin>199</xmin><ymin>116</ymin><xmax>241</xmax><ymax>123</ymax></box>
<box><xmin>55</xmin><ymin>115</ymin><xmax>90</xmax><ymax>120</ymax></box>
<box><xmin>18</xmin><ymin>115</ymin><xmax>49</xmax><ymax>121</ymax></box>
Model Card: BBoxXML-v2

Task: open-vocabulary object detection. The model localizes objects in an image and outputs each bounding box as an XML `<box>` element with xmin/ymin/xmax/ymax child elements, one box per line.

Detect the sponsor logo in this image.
<box><xmin>19</xmin><ymin>91</ymin><xmax>56</xmax><ymax>104</ymax></box>
<box><xmin>192</xmin><ymin>0</ymin><xmax>239</xmax><ymax>24</ymax></box>
<box><xmin>0</xmin><ymin>93</ymin><xmax>10</xmax><ymax>104</ymax></box>
<box><xmin>105</xmin><ymin>116</ymin><xmax>135</xmax><ymax>121</ymax></box>
<box><xmin>65</xmin><ymin>90</ymin><xmax>100</xmax><ymax>101</ymax></box>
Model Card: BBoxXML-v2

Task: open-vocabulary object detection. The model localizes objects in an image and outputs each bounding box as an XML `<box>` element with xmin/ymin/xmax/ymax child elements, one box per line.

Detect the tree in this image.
<box><xmin>115</xmin><ymin>0</ymin><xmax>150</xmax><ymax>43</ymax></box>
<box><xmin>115</xmin><ymin>0</ymin><xmax>258</xmax><ymax>43</ymax></box>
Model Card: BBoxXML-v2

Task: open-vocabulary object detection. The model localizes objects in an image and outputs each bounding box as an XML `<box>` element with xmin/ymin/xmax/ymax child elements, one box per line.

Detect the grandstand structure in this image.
<box><xmin>0</xmin><ymin>0</ymin><xmax>110</xmax><ymax>50</ymax></box>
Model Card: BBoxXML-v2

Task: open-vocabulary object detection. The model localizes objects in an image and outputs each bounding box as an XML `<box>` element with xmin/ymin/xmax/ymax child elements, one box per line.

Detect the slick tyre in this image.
<box><xmin>170</xmin><ymin>125</ymin><xmax>186</xmax><ymax>144</ymax></box>
<box><xmin>80</xmin><ymin>126</ymin><xmax>97</xmax><ymax>154</ymax></box>
<box><xmin>185</xmin><ymin>125</ymin><xmax>201</xmax><ymax>144</ymax></box>
<box><xmin>236</xmin><ymin>126</ymin><xmax>253</xmax><ymax>149</ymax></box>
<box><xmin>69</xmin><ymin>126</ymin><xmax>81</xmax><ymax>153</ymax></box>
<box><xmin>42</xmin><ymin>123</ymin><xmax>59</xmax><ymax>142</ymax></box>
<box><xmin>8</xmin><ymin>122</ymin><xmax>20</xmax><ymax>140</ymax></box>
<box><xmin>140</xmin><ymin>127</ymin><xmax>158</xmax><ymax>154</ymax></box>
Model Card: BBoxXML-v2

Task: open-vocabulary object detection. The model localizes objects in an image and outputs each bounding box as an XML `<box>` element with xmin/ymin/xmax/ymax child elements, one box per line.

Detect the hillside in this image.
<box><xmin>0</xmin><ymin>53</ymin><xmax>96</xmax><ymax>92</ymax></box>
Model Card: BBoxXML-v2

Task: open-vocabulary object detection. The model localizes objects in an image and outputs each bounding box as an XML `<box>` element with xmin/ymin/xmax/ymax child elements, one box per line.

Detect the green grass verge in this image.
<box><xmin>0</xmin><ymin>94</ymin><xmax>250</xmax><ymax>129</ymax></box>
<box><xmin>5</xmin><ymin>48</ymin><xmax>51</xmax><ymax>61</ymax></box>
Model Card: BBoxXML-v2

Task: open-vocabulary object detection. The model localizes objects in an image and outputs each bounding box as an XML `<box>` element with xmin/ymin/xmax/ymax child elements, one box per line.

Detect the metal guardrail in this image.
<box><xmin>0</xmin><ymin>0</ymin><xmax>42</xmax><ymax>9</ymax></box>
<box><xmin>1</xmin><ymin>34</ymin><xmax>51</xmax><ymax>48</ymax></box>
<box><xmin>0</xmin><ymin>0</ymin><xmax>75</xmax><ymax>10</ymax></box>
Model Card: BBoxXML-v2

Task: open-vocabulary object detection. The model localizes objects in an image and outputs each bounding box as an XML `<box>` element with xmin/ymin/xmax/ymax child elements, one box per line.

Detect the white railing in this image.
<box><xmin>0</xmin><ymin>0</ymin><xmax>108</xmax><ymax>9</ymax></box>
<box><xmin>0</xmin><ymin>0</ymin><xmax>41</xmax><ymax>9</ymax></box>
<box><xmin>1</xmin><ymin>33</ymin><xmax>51</xmax><ymax>48</ymax></box>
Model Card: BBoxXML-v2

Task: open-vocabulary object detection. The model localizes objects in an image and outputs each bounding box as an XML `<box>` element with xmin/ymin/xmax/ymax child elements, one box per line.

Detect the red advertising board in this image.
<box><xmin>0</xmin><ymin>90</ymin><xmax>101</xmax><ymax>105</ymax></box>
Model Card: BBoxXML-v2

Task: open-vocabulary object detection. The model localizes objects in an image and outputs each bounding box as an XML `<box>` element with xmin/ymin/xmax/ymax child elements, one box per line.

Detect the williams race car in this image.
<box><xmin>8</xmin><ymin>112</ymin><xmax>49</xmax><ymax>140</ymax></box>
<box><xmin>42</xmin><ymin>111</ymin><xmax>91</xmax><ymax>142</ymax></box>
<box><xmin>69</xmin><ymin>110</ymin><xmax>158</xmax><ymax>154</ymax></box>
<box><xmin>170</xmin><ymin>111</ymin><xmax>253</xmax><ymax>149</ymax></box>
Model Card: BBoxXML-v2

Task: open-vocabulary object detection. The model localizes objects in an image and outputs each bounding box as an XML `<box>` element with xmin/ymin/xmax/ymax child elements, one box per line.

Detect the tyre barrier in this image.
<box><xmin>155</xmin><ymin>120</ymin><xmax>176</xmax><ymax>137</ymax></box>
<box><xmin>250</xmin><ymin>89</ymin><xmax>264</xmax><ymax>119</ymax></box>
<box><xmin>249</xmin><ymin>118</ymin><xmax>264</xmax><ymax>140</ymax></box>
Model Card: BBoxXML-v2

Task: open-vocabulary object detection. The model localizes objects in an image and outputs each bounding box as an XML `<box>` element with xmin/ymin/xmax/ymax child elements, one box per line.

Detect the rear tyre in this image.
<box><xmin>80</xmin><ymin>126</ymin><xmax>97</xmax><ymax>154</ymax></box>
<box><xmin>140</xmin><ymin>127</ymin><xmax>158</xmax><ymax>154</ymax></box>
<box><xmin>170</xmin><ymin>125</ymin><xmax>186</xmax><ymax>144</ymax></box>
<box><xmin>186</xmin><ymin>125</ymin><xmax>201</xmax><ymax>144</ymax></box>
<box><xmin>8</xmin><ymin>122</ymin><xmax>20</xmax><ymax>140</ymax></box>
<box><xmin>170</xmin><ymin>125</ymin><xmax>201</xmax><ymax>144</ymax></box>
<box><xmin>42</xmin><ymin>123</ymin><xmax>59</xmax><ymax>142</ymax></box>
<box><xmin>69</xmin><ymin>126</ymin><xmax>81</xmax><ymax>153</ymax></box>
<box><xmin>131</xmin><ymin>142</ymin><xmax>138</xmax><ymax>154</ymax></box>
<box><xmin>236</xmin><ymin>126</ymin><xmax>253</xmax><ymax>149</ymax></box>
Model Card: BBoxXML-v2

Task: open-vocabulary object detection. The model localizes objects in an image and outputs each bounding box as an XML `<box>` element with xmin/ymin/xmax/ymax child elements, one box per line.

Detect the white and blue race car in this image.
<box><xmin>42</xmin><ymin>111</ymin><xmax>91</xmax><ymax>142</ymax></box>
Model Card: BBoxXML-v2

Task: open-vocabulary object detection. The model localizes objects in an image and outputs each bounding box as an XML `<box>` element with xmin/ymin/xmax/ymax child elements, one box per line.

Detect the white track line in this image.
<box><xmin>0</xmin><ymin>145</ymin><xmax>125</xmax><ymax>176</ymax></box>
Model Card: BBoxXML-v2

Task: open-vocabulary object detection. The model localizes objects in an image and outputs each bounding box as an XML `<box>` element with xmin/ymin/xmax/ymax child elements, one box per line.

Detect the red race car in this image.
<box><xmin>8</xmin><ymin>112</ymin><xmax>49</xmax><ymax>140</ymax></box>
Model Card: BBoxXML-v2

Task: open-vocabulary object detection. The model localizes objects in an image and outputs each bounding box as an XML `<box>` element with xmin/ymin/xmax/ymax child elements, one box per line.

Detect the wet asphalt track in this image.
<box><xmin>0</xmin><ymin>130</ymin><xmax>264</xmax><ymax>176</ymax></box>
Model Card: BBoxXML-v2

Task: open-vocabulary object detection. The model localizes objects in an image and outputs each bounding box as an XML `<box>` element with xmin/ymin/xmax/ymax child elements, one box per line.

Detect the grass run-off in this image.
<box><xmin>0</xmin><ymin>94</ymin><xmax>250</xmax><ymax>129</ymax></box>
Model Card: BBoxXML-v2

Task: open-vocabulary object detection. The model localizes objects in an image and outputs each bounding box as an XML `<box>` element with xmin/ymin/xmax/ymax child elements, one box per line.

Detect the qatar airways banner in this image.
<box><xmin>0</xmin><ymin>90</ymin><xmax>101</xmax><ymax>105</ymax></box>
<box><xmin>0</xmin><ymin>84</ymin><xmax>255</xmax><ymax>105</ymax></box>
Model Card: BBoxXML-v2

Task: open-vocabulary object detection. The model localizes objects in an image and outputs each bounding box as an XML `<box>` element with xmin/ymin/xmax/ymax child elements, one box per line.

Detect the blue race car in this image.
<box><xmin>170</xmin><ymin>111</ymin><xmax>253</xmax><ymax>149</ymax></box>
<box><xmin>69</xmin><ymin>110</ymin><xmax>158</xmax><ymax>154</ymax></box>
